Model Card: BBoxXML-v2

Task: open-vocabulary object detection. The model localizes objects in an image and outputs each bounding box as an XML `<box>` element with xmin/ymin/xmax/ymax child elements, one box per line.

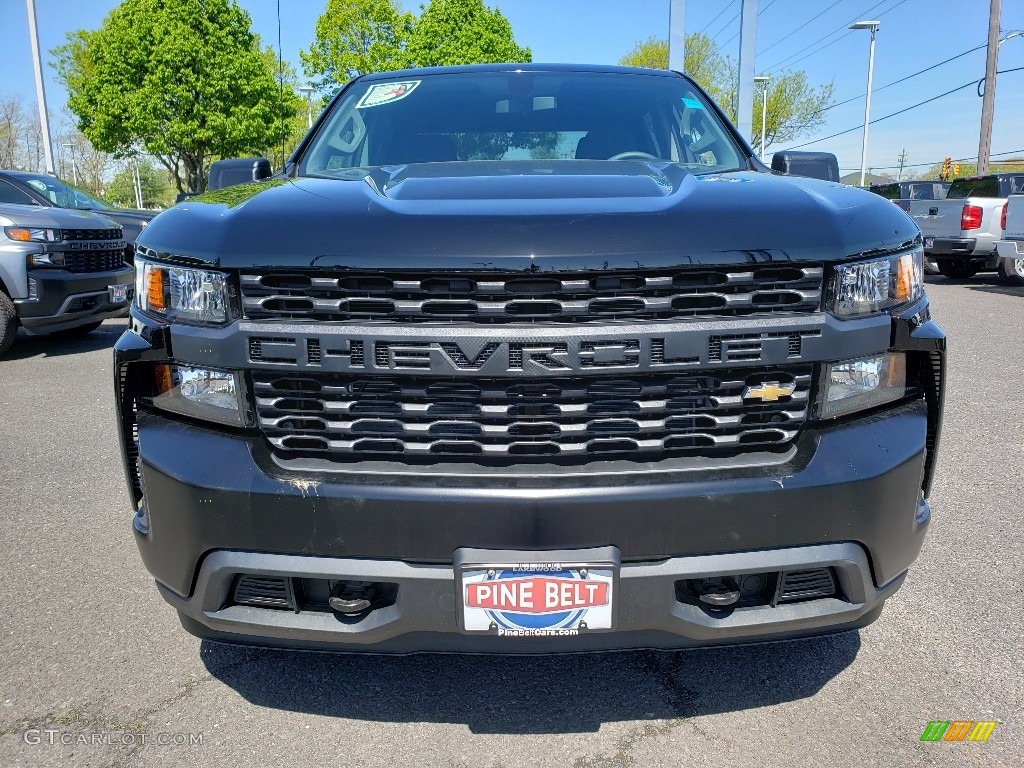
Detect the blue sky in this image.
<box><xmin>3</xmin><ymin>0</ymin><xmax>1023</xmax><ymax>176</ymax></box>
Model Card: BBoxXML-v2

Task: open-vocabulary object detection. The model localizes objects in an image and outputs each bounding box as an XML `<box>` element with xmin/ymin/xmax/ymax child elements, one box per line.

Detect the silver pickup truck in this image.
<box><xmin>907</xmin><ymin>173</ymin><xmax>1024</xmax><ymax>279</ymax></box>
<box><xmin>0</xmin><ymin>203</ymin><xmax>134</xmax><ymax>356</ymax></box>
<box><xmin>995</xmin><ymin>193</ymin><xmax>1024</xmax><ymax>284</ymax></box>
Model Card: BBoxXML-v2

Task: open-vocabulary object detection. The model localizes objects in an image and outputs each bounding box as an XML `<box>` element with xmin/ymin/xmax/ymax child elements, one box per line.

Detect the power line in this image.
<box><xmin>719</xmin><ymin>0</ymin><xmax>781</xmax><ymax>51</ymax></box>
<box><xmin>813</xmin><ymin>43</ymin><xmax>988</xmax><ymax>118</ymax></box>
<box><xmin>778</xmin><ymin>67</ymin><xmax>1024</xmax><ymax>152</ymax></box>
<box><xmin>710</xmin><ymin>10</ymin><xmax>741</xmax><ymax>44</ymax></box>
<box><xmin>838</xmin><ymin>148</ymin><xmax>1024</xmax><ymax>171</ymax></box>
<box><xmin>764</xmin><ymin>0</ymin><xmax>907</xmax><ymax>74</ymax></box>
<box><xmin>758</xmin><ymin>0</ymin><xmax>845</xmax><ymax>58</ymax></box>
<box><xmin>698</xmin><ymin>1</ymin><xmax>737</xmax><ymax>36</ymax></box>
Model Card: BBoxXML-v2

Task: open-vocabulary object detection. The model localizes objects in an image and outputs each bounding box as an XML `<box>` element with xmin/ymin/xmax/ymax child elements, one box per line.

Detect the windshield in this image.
<box><xmin>19</xmin><ymin>174</ymin><xmax>111</xmax><ymax>210</ymax></box>
<box><xmin>299</xmin><ymin>71</ymin><xmax>747</xmax><ymax>175</ymax></box>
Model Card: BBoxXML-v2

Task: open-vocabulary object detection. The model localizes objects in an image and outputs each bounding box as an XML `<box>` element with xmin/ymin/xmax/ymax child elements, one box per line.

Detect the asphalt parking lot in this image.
<box><xmin>0</xmin><ymin>275</ymin><xmax>1020</xmax><ymax>768</ymax></box>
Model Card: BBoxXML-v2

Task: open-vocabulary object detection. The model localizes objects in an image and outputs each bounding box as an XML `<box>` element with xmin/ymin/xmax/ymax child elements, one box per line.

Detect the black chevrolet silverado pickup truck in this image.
<box><xmin>114</xmin><ymin>64</ymin><xmax>946</xmax><ymax>653</ymax></box>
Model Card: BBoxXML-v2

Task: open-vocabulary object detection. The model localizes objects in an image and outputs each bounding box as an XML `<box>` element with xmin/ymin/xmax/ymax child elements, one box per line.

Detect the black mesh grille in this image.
<box><xmin>59</xmin><ymin>227</ymin><xmax>122</xmax><ymax>241</ymax></box>
<box><xmin>232</xmin><ymin>575</ymin><xmax>296</xmax><ymax>610</ymax></box>
<box><xmin>62</xmin><ymin>250</ymin><xmax>125</xmax><ymax>273</ymax></box>
<box><xmin>240</xmin><ymin>265</ymin><xmax>824</xmax><ymax>324</ymax></box>
<box><xmin>776</xmin><ymin>569</ymin><xmax>837</xmax><ymax>603</ymax></box>
<box><xmin>254</xmin><ymin>366</ymin><xmax>812</xmax><ymax>463</ymax></box>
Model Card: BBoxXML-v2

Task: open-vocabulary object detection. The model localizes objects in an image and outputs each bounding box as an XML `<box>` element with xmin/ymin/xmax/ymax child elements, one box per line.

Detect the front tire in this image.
<box><xmin>997</xmin><ymin>256</ymin><xmax>1024</xmax><ymax>285</ymax></box>
<box><xmin>0</xmin><ymin>292</ymin><xmax>17</xmax><ymax>357</ymax></box>
<box><xmin>937</xmin><ymin>261</ymin><xmax>979</xmax><ymax>280</ymax></box>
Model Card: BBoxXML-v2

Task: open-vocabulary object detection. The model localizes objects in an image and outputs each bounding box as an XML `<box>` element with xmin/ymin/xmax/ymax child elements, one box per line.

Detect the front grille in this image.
<box><xmin>254</xmin><ymin>366</ymin><xmax>812</xmax><ymax>463</ymax></box>
<box><xmin>62</xmin><ymin>250</ymin><xmax>125</xmax><ymax>273</ymax></box>
<box><xmin>59</xmin><ymin>227</ymin><xmax>122</xmax><ymax>241</ymax></box>
<box><xmin>240</xmin><ymin>265</ymin><xmax>823</xmax><ymax>324</ymax></box>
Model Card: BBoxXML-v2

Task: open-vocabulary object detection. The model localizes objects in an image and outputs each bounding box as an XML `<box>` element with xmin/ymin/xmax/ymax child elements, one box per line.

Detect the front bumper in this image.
<box><xmin>165</xmin><ymin>543</ymin><xmax>903</xmax><ymax>653</ymax></box>
<box><xmin>124</xmin><ymin>398</ymin><xmax>934</xmax><ymax>652</ymax></box>
<box><xmin>115</xmin><ymin>302</ymin><xmax>945</xmax><ymax>652</ymax></box>
<box><xmin>15</xmin><ymin>267</ymin><xmax>134</xmax><ymax>333</ymax></box>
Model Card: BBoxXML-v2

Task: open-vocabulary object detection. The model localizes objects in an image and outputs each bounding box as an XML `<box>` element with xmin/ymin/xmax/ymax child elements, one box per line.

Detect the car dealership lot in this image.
<box><xmin>0</xmin><ymin>277</ymin><xmax>1020</xmax><ymax>768</ymax></box>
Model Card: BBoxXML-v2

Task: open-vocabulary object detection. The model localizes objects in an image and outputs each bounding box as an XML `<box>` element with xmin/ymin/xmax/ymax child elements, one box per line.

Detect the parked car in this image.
<box><xmin>0</xmin><ymin>170</ymin><xmax>155</xmax><ymax>259</ymax></box>
<box><xmin>0</xmin><ymin>203</ymin><xmax>134</xmax><ymax>356</ymax></box>
<box><xmin>115</xmin><ymin>64</ymin><xmax>944</xmax><ymax>653</ymax></box>
<box><xmin>905</xmin><ymin>173</ymin><xmax>1024</xmax><ymax>279</ymax></box>
<box><xmin>870</xmin><ymin>181</ymin><xmax>952</xmax><ymax>275</ymax></box>
<box><xmin>770</xmin><ymin>151</ymin><xmax>841</xmax><ymax>182</ymax></box>
<box><xmin>994</xmin><ymin>193</ymin><xmax>1024</xmax><ymax>285</ymax></box>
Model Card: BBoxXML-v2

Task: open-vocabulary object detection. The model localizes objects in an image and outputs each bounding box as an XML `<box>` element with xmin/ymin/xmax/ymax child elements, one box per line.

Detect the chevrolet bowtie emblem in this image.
<box><xmin>743</xmin><ymin>382</ymin><xmax>796</xmax><ymax>402</ymax></box>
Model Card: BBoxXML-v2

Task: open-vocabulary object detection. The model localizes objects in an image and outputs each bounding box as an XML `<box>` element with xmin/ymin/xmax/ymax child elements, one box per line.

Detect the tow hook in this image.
<box><xmin>697</xmin><ymin>577</ymin><xmax>741</xmax><ymax>607</ymax></box>
<box><xmin>328</xmin><ymin>582</ymin><xmax>376</xmax><ymax>615</ymax></box>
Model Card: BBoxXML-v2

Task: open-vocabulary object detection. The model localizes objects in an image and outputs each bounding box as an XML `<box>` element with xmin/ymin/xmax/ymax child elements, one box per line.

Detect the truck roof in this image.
<box><xmin>359</xmin><ymin>62</ymin><xmax>684</xmax><ymax>82</ymax></box>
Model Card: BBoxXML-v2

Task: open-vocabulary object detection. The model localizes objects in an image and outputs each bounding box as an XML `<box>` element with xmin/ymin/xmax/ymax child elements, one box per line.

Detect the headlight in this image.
<box><xmin>151</xmin><ymin>365</ymin><xmax>247</xmax><ymax>426</ymax></box>
<box><xmin>830</xmin><ymin>249</ymin><xmax>923</xmax><ymax>318</ymax></box>
<box><xmin>817</xmin><ymin>352</ymin><xmax>908</xmax><ymax>419</ymax></box>
<box><xmin>5</xmin><ymin>226</ymin><xmax>60</xmax><ymax>243</ymax></box>
<box><xmin>27</xmin><ymin>252</ymin><xmax>65</xmax><ymax>268</ymax></box>
<box><xmin>135</xmin><ymin>257</ymin><xmax>231</xmax><ymax>325</ymax></box>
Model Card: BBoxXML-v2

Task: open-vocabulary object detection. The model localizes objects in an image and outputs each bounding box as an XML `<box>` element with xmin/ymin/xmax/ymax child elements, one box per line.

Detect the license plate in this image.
<box><xmin>924</xmin><ymin>237</ymin><xmax>934</xmax><ymax>249</ymax></box>
<box><xmin>109</xmin><ymin>284</ymin><xmax>129</xmax><ymax>303</ymax></box>
<box><xmin>458</xmin><ymin>553</ymin><xmax>616</xmax><ymax>636</ymax></box>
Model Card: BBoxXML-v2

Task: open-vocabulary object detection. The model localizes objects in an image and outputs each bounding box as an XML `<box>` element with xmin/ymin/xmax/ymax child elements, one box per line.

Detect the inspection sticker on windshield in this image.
<box><xmin>460</xmin><ymin>564</ymin><xmax>614</xmax><ymax>636</ymax></box>
<box><xmin>356</xmin><ymin>81</ymin><xmax>421</xmax><ymax>109</ymax></box>
<box><xmin>682</xmin><ymin>97</ymin><xmax>705</xmax><ymax>110</ymax></box>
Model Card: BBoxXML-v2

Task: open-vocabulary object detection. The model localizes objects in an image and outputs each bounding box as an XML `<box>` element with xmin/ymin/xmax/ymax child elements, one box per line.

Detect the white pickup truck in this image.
<box><xmin>907</xmin><ymin>173</ymin><xmax>1024</xmax><ymax>280</ymax></box>
<box><xmin>995</xmin><ymin>193</ymin><xmax>1024</xmax><ymax>285</ymax></box>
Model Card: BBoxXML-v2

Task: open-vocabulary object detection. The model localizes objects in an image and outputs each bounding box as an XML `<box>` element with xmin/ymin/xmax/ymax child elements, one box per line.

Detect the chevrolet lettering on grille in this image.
<box><xmin>68</xmin><ymin>240</ymin><xmax>127</xmax><ymax>251</ymax></box>
<box><xmin>246</xmin><ymin>330</ymin><xmax>824</xmax><ymax>375</ymax></box>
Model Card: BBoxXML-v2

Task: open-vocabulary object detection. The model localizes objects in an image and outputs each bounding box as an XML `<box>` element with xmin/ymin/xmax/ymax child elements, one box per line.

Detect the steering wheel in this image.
<box><xmin>607</xmin><ymin>151</ymin><xmax>661</xmax><ymax>161</ymax></box>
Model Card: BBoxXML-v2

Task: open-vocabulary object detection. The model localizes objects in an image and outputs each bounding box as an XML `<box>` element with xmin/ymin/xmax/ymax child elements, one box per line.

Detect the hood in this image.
<box><xmin>0</xmin><ymin>203</ymin><xmax>121</xmax><ymax>230</ymax></box>
<box><xmin>136</xmin><ymin>162</ymin><xmax>919</xmax><ymax>272</ymax></box>
<box><xmin>101</xmin><ymin>208</ymin><xmax>157</xmax><ymax>222</ymax></box>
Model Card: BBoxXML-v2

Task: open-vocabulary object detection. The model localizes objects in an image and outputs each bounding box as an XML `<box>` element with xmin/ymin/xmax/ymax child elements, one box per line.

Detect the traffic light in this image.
<box><xmin>952</xmin><ymin>164</ymin><xmax>960</xmax><ymax>177</ymax></box>
<box><xmin>940</xmin><ymin>157</ymin><xmax>951</xmax><ymax>180</ymax></box>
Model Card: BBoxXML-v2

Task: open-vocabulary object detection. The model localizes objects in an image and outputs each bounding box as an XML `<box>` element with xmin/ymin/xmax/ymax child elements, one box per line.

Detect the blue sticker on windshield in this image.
<box><xmin>682</xmin><ymin>98</ymin><xmax>705</xmax><ymax>110</ymax></box>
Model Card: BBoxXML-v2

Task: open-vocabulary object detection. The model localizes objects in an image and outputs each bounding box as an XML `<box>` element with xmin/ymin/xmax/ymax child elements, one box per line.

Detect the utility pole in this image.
<box><xmin>896</xmin><ymin>149</ymin><xmax>908</xmax><ymax>181</ymax></box>
<box><xmin>977</xmin><ymin>0</ymin><xmax>1001</xmax><ymax>176</ymax></box>
<box><xmin>668</xmin><ymin>0</ymin><xmax>686</xmax><ymax>72</ymax></box>
<box><xmin>25</xmin><ymin>0</ymin><xmax>55</xmax><ymax>175</ymax></box>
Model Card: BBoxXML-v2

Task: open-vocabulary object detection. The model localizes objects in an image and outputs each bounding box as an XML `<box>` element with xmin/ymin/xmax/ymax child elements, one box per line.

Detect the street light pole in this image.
<box><xmin>62</xmin><ymin>143</ymin><xmax>78</xmax><ymax>185</ymax></box>
<box><xmin>298</xmin><ymin>87</ymin><xmax>315</xmax><ymax>129</ymax></box>
<box><xmin>754</xmin><ymin>75</ymin><xmax>769</xmax><ymax>159</ymax></box>
<box><xmin>851</xmin><ymin>20</ymin><xmax>880</xmax><ymax>188</ymax></box>
<box><xmin>25</xmin><ymin>0</ymin><xmax>55</xmax><ymax>175</ymax></box>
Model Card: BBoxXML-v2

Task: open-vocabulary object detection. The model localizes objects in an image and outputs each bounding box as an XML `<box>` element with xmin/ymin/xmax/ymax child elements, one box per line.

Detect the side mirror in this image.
<box><xmin>206</xmin><ymin>158</ymin><xmax>273</xmax><ymax>191</ymax></box>
<box><xmin>770</xmin><ymin>151</ymin><xmax>841</xmax><ymax>183</ymax></box>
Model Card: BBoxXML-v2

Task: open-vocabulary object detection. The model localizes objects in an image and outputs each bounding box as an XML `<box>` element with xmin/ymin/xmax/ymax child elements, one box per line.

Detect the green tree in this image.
<box><xmin>408</xmin><ymin>0</ymin><xmax>530</xmax><ymax>68</ymax></box>
<box><xmin>54</xmin><ymin>0</ymin><xmax>295</xmax><ymax>194</ymax></box>
<box><xmin>618</xmin><ymin>34</ymin><xmax>833</xmax><ymax>152</ymax></box>
<box><xmin>301</xmin><ymin>0</ymin><xmax>415</xmax><ymax>97</ymax></box>
<box><xmin>105</xmin><ymin>159</ymin><xmax>174</xmax><ymax>209</ymax></box>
